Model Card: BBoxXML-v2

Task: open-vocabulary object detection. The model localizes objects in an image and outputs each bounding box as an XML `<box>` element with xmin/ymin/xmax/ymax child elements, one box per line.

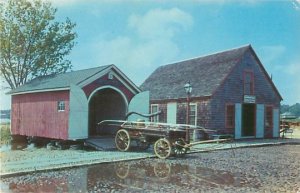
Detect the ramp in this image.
<box><xmin>84</xmin><ymin>137</ymin><xmax>116</xmax><ymax>151</ymax></box>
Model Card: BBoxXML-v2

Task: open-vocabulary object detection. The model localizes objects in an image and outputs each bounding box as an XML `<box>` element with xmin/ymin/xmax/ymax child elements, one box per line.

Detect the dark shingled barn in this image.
<box><xmin>141</xmin><ymin>45</ymin><xmax>282</xmax><ymax>139</ymax></box>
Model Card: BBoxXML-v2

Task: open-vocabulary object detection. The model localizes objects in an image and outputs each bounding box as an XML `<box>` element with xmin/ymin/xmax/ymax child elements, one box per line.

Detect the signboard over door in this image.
<box><xmin>244</xmin><ymin>95</ymin><xmax>256</xmax><ymax>103</ymax></box>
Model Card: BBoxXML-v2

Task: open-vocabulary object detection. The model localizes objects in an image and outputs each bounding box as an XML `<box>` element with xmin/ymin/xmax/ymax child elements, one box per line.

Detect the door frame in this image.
<box><xmin>241</xmin><ymin>103</ymin><xmax>256</xmax><ymax>137</ymax></box>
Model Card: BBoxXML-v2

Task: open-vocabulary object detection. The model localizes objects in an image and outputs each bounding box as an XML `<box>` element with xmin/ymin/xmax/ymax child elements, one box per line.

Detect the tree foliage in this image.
<box><xmin>289</xmin><ymin>103</ymin><xmax>300</xmax><ymax>117</ymax></box>
<box><xmin>281</xmin><ymin>103</ymin><xmax>300</xmax><ymax>117</ymax></box>
<box><xmin>0</xmin><ymin>0</ymin><xmax>76</xmax><ymax>89</ymax></box>
<box><xmin>280</xmin><ymin>104</ymin><xmax>290</xmax><ymax>114</ymax></box>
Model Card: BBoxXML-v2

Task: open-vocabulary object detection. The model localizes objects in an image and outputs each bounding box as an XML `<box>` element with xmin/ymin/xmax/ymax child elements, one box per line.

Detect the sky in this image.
<box><xmin>1</xmin><ymin>0</ymin><xmax>300</xmax><ymax>109</ymax></box>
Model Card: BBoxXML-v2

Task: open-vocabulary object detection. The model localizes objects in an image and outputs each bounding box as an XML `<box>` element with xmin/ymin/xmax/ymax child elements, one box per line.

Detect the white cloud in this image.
<box><xmin>93</xmin><ymin>37</ymin><xmax>179</xmax><ymax>67</ymax></box>
<box><xmin>45</xmin><ymin>0</ymin><xmax>86</xmax><ymax>7</ymax></box>
<box><xmin>0</xmin><ymin>79</ymin><xmax>11</xmax><ymax>110</ymax></box>
<box><xmin>0</xmin><ymin>90</ymin><xmax>11</xmax><ymax>110</ymax></box>
<box><xmin>281</xmin><ymin>62</ymin><xmax>300</xmax><ymax>104</ymax></box>
<box><xmin>284</xmin><ymin>62</ymin><xmax>300</xmax><ymax>75</ymax></box>
<box><xmin>259</xmin><ymin>45</ymin><xmax>300</xmax><ymax>104</ymax></box>
<box><xmin>292</xmin><ymin>0</ymin><xmax>300</xmax><ymax>10</ymax></box>
<box><xmin>90</xmin><ymin>36</ymin><xmax>180</xmax><ymax>85</ymax></box>
<box><xmin>269</xmin><ymin>60</ymin><xmax>300</xmax><ymax>104</ymax></box>
<box><xmin>89</xmin><ymin>8</ymin><xmax>193</xmax><ymax>84</ymax></box>
<box><xmin>128</xmin><ymin>8</ymin><xmax>193</xmax><ymax>40</ymax></box>
<box><xmin>282</xmin><ymin>61</ymin><xmax>300</xmax><ymax>103</ymax></box>
<box><xmin>259</xmin><ymin>45</ymin><xmax>286</xmax><ymax>67</ymax></box>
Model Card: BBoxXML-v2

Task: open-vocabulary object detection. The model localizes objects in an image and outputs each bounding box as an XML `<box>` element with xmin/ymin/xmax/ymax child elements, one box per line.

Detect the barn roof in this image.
<box><xmin>140</xmin><ymin>45</ymin><xmax>282</xmax><ymax>101</ymax></box>
<box><xmin>8</xmin><ymin>64</ymin><xmax>140</xmax><ymax>95</ymax></box>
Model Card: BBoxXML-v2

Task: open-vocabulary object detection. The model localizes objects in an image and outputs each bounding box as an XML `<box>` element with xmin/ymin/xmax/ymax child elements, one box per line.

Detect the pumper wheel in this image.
<box><xmin>173</xmin><ymin>138</ymin><xmax>188</xmax><ymax>157</ymax></box>
<box><xmin>154</xmin><ymin>138</ymin><xmax>172</xmax><ymax>159</ymax></box>
<box><xmin>115</xmin><ymin>129</ymin><xmax>131</xmax><ymax>151</ymax></box>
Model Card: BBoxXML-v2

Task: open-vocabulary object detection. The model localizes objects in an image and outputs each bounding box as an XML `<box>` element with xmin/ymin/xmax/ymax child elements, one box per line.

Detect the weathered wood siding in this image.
<box><xmin>151</xmin><ymin>49</ymin><xmax>281</xmax><ymax>138</ymax></box>
<box><xmin>11</xmin><ymin>91</ymin><xmax>69</xmax><ymax>139</ymax></box>
<box><xmin>175</xmin><ymin>99</ymin><xmax>211</xmax><ymax>128</ymax></box>
<box><xmin>151</xmin><ymin>98</ymin><xmax>211</xmax><ymax>128</ymax></box>
<box><xmin>210</xmin><ymin>49</ymin><xmax>281</xmax><ymax>135</ymax></box>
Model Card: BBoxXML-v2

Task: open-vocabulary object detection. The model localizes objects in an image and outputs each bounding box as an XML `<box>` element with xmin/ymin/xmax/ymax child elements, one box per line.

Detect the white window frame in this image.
<box><xmin>57</xmin><ymin>101</ymin><xmax>65</xmax><ymax>112</ymax></box>
<box><xmin>108</xmin><ymin>72</ymin><xmax>114</xmax><ymax>80</ymax></box>
<box><xmin>189</xmin><ymin>103</ymin><xmax>197</xmax><ymax>125</ymax></box>
<box><xmin>150</xmin><ymin>104</ymin><xmax>159</xmax><ymax>122</ymax></box>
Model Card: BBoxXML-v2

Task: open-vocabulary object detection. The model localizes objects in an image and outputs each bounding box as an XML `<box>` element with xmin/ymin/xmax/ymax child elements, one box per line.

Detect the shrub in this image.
<box><xmin>0</xmin><ymin>123</ymin><xmax>11</xmax><ymax>144</ymax></box>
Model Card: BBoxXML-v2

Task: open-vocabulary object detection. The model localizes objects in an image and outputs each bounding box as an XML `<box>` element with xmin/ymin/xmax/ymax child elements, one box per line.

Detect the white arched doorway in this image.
<box><xmin>88</xmin><ymin>86</ymin><xmax>128</xmax><ymax>136</ymax></box>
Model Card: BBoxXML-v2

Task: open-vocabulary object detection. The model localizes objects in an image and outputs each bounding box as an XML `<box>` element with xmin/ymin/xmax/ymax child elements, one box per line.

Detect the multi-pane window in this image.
<box><xmin>151</xmin><ymin>104</ymin><xmax>159</xmax><ymax>122</ymax></box>
<box><xmin>57</xmin><ymin>101</ymin><xmax>65</xmax><ymax>111</ymax></box>
<box><xmin>265</xmin><ymin>106</ymin><xmax>273</xmax><ymax>128</ymax></box>
<box><xmin>189</xmin><ymin>104</ymin><xmax>197</xmax><ymax>125</ymax></box>
<box><xmin>226</xmin><ymin>104</ymin><xmax>235</xmax><ymax>128</ymax></box>
<box><xmin>244</xmin><ymin>71</ymin><xmax>254</xmax><ymax>95</ymax></box>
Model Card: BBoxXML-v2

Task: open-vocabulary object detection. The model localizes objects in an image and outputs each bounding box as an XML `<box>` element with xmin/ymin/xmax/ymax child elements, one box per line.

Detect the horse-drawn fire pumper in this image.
<box><xmin>98</xmin><ymin>112</ymin><xmax>233</xmax><ymax>159</ymax></box>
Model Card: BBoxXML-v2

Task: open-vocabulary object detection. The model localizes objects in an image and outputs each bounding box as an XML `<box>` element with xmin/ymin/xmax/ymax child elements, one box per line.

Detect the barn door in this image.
<box><xmin>235</xmin><ymin>103</ymin><xmax>242</xmax><ymax>139</ymax></box>
<box><xmin>256</xmin><ymin>104</ymin><xmax>264</xmax><ymax>138</ymax></box>
<box><xmin>127</xmin><ymin>91</ymin><xmax>150</xmax><ymax>121</ymax></box>
<box><xmin>273</xmin><ymin>108</ymin><xmax>279</xmax><ymax>137</ymax></box>
<box><xmin>69</xmin><ymin>84</ymin><xmax>88</xmax><ymax>139</ymax></box>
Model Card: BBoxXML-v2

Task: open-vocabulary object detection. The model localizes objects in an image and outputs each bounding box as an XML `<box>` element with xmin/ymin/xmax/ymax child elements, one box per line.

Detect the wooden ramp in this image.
<box><xmin>84</xmin><ymin>137</ymin><xmax>116</xmax><ymax>151</ymax></box>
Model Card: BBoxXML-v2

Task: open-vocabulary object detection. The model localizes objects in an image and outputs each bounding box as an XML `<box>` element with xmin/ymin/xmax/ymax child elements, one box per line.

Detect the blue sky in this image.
<box><xmin>1</xmin><ymin>0</ymin><xmax>300</xmax><ymax>109</ymax></box>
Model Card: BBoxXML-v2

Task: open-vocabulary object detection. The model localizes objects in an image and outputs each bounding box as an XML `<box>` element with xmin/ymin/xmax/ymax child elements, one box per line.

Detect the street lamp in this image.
<box><xmin>184</xmin><ymin>81</ymin><xmax>192</xmax><ymax>143</ymax></box>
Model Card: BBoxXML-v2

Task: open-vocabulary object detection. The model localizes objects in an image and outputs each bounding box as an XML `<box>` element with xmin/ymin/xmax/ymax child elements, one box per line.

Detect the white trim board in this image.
<box><xmin>10</xmin><ymin>87</ymin><xmax>70</xmax><ymax>96</ymax></box>
<box><xmin>167</xmin><ymin>102</ymin><xmax>177</xmax><ymax>124</ymax></box>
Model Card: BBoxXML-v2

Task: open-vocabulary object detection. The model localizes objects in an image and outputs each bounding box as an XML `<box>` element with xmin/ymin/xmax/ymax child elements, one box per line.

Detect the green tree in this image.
<box><xmin>0</xmin><ymin>0</ymin><xmax>76</xmax><ymax>89</ymax></box>
<box><xmin>289</xmin><ymin>103</ymin><xmax>300</xmax><ymax>117</ymax></box>
<box><xmin>280</xmin><ymin>104</ymin><xmax>290</xmax><ymax>114</ymax></box>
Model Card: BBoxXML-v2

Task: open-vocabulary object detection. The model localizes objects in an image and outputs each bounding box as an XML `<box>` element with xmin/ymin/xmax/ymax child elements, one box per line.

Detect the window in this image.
<box><xmin>57</xmin><ymin>101</ymin><xmax>65</xmax><ymax>111</ymax></box>
<box><xmin>189</xmin><ymin>103</ymin><xmax>197</xmax><ymax>125</ymax></box>
<box><xmin>265</xmin><ymin>106</ymin><xmax>273</xmax><ymax>128</ymax></box>
<box><xmin>151</xmin><ymin>104</ymin><xmax>159</xmax><ymax>122</ymax></box>
<box><xmin>226</xmin><ymin>104</ymin><xmax>235</xmax><ymax>128</ymax></box>
<box><xmin>108</xmin><ymin>72</ymin><xmax>114</xmax><ymax>80</ymax></box>
<box><xmin>244</xmin><ymin>71</ymin><xmax>254</xmax><ymax>95</ymax></box>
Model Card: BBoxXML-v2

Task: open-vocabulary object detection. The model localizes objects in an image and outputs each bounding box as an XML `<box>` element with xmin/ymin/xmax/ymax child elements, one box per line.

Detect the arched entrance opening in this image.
<box><xmin>88</xmin><ymin>87</ymin><xmax>127</xmax><ymax>136</ymax></box>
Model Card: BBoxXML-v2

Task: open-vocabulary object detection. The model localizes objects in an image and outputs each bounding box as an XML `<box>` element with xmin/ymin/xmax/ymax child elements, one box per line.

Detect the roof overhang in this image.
<box><xmin>150</xmin><ymin>95</ymin><xmax>212</xmax><ymax>103</ymax></box>
<box><xmin>7</xmin><ymin>64</ymin><xmax>142</xmax><ymax>96</ymax></box>
<box><xmin>248</xmin><ymin>45</ymin><xmax>283</xmax><ymax>101</ymax></box>
<box><xmin>9</xmin><ymin>87</ymin><xmax>70</xmax><ymax>96</ymax></box>
<box><xmin>77</xmin><ymin>65</ymin><xmax>141</xmax><ymax>94</ymax></box>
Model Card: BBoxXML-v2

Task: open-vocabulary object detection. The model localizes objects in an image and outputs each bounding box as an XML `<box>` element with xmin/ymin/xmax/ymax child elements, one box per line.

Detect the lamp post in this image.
<box><xmin>184</xmin><ymin>81</ymin><xmax>192</xmax><ymax>143</ymax></box>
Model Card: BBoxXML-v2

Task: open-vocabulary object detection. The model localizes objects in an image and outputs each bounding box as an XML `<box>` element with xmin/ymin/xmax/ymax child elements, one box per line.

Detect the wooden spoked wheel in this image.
<box><xmin>154</xmin><ymin>138</ymin><xmax>172</xmax><ymax>159</ymax></box>
<box><xmin>115</xmin><ymin>129</ymin><xmax>131</xmax><ymax>151</ymax></box>
<box><xmin>173</xmin><ymin>138</ymin><xmax>187</xmax><ymax>157</ymax></box>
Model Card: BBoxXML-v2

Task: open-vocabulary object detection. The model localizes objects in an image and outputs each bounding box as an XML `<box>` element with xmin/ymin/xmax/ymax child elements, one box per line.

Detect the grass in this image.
<box><xmin>0</xmin><ymin>123</ymin><xmax>11</xmax><ymax>144</ymax></box>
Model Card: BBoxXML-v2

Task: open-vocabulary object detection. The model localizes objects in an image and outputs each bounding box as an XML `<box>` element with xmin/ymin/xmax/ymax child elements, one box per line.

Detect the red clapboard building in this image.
<box><xmin>8</xmin><ymin>65</ymin><xmax>143</xmax><ymax>140</ymax></box>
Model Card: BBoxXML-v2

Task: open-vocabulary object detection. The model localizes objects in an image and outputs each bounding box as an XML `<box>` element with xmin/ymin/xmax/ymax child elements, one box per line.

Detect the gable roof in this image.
<box><xmin>247</xmin><ymin>46</ymin><xmax>283</xmax><ymax>101</ymax></box>
<box><xmin>140</xmin><ymin>45</ymin><xmax>251</xmax><ymax>100</ymax></box>
<box><xmin>9</xmin><ymin>64</ymin><xmax>141</xmax><ymax>95</ymax></box>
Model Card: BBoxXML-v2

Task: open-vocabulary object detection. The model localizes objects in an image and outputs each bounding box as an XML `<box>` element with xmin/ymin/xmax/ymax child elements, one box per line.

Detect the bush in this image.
<box><xmin>0</xmin><ymin>123</ymin><xmax>11</xmax><ymax>144</ymax></box>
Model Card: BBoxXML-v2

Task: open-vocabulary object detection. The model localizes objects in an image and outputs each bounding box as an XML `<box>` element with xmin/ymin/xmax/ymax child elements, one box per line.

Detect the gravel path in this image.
<box><xmin>1</xmin><ymin>144</ymin><xmax>299</xmax><ymax>192</ymax></box>
<box><xmin>161</xmin><ymin>144</ymin><xmax>300</xmax><ymax>193</ymax></box>
<box><xmin>1</xmin><ymin>138</ymin><xmax>300</xmax><ymax>177</ymax></box>
<box><xmin>0</xmin><ymin>148</ymin><xmax>153</xmax><ymax>176</ymax></box>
